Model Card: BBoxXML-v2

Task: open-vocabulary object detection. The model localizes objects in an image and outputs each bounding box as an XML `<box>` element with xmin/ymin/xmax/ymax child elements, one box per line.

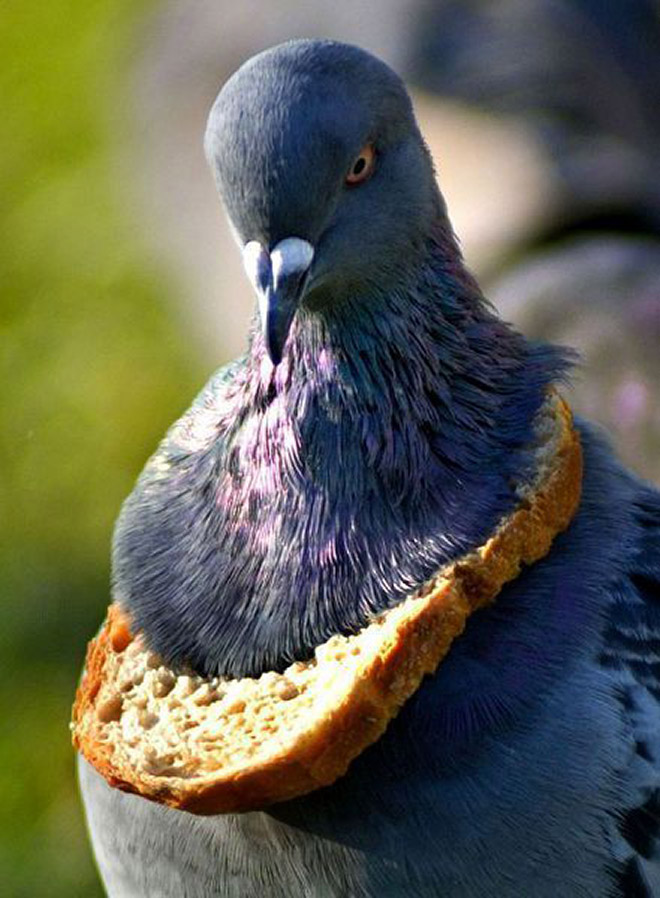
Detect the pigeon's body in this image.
<box><xmin>79</xmin><ymin>40</ymin><xmax>660</xmax><ymax>896</ymax></box>
<box><xmin>81</xmin><ymin>426</ymin><xmax>660</xmax><ymax>895</ymax></box>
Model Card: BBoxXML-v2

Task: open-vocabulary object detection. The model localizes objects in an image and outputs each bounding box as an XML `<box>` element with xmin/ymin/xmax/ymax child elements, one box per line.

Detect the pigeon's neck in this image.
<box><xmin>189</xmin><ymin>221</ymin><xmax>570</xmax><ymax>675</ymax></box>
<box><xmin>116</xmin><ymin>221</ymin><xmax>569</xmax><ymax>679</ymax></box>
<box><xmin>239</xmin><ymin>221</ymin><xmax>565</xmax><ymax>512</ymax></box>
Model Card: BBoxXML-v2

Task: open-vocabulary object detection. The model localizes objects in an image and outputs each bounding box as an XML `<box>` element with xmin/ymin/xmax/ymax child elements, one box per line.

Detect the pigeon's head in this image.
<box><xmin>204</xmin><ymin>40</ymin><xmax>441</xmax><ymax>364</ymax></box>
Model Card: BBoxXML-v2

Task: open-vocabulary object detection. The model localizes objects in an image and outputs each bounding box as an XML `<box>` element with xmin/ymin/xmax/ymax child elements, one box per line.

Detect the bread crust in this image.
<box><xmin>72</xmin><ymin>395</ymin><xmax>582</xmax><ymax>814</ymax></box>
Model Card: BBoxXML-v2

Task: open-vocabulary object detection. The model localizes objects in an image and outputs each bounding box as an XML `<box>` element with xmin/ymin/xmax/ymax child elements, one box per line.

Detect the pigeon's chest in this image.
<box><xmin>215</xmin><ymin>393</ymin><xmax>507</xmax><ymax>595</ymax></box>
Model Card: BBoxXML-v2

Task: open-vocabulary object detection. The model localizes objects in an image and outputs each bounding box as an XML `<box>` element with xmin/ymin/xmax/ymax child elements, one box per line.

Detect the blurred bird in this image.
<box><xmin>409</xmin><ymin>0</ymin><xmax>660</xmax><ymax>482</ymax></box>
<box><xmin>79</xmin><ymin>40</ymin><xmax>660</xmax><ymax>896</ymax></box>
<box><xmin>410</xmin><ymin>0</ymin><xmax>660</xmax><ymax>229</ymax></box>
<box><xmin>490</xmin><ymin>236</ymin><xmax>660</xmax><ymax>483</ymax></box>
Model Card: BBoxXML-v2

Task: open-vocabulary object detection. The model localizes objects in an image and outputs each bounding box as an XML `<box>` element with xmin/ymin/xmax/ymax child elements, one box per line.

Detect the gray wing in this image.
<box><xmin>599</xmin><ymin>486</ymin><xmax>660</xmax><ymax>896</ymax></box>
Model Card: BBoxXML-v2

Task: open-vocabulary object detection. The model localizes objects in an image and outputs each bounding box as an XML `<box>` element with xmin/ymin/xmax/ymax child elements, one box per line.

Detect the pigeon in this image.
<box><xmin>78</xmin><ymin>40</ymin><xmax>660</xmax><ymax>897</ymax></box>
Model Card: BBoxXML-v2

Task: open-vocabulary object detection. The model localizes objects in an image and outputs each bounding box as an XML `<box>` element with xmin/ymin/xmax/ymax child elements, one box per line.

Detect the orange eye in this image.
<box><xmin>345</xmin><ymin>143</ymin><xmax>376</xmax><ymax>185</ymax></box>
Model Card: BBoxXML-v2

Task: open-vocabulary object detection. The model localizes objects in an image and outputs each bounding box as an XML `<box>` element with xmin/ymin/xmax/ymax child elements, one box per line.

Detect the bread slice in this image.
<box><xmin>72</xmin><ymin>392</ymin><xmax>582</xmax><ymax>814</ymax></box>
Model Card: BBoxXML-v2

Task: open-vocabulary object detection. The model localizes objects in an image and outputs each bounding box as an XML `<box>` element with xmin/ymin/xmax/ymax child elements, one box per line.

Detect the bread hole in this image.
<box><xmin>97</xmin><ymin>695</ymin><xmax>123</xmax><ymax>723</ymax></box>
<box><xmin>109</xmin><ymin>618</ymin><xmax>132</xmax><ymax>653</ymax></box>
<box><xmin>194</xmin><ymin>685</ymin><xmax>220</xmax><ymax>706</ymax></box>
<box><xmin>152</xmin><ymin>671</ymin><xmax>176</xmax><ymax>698</ymax></box>
<box><xmin>224</xmin><ymin>698</ymin><xmax>246</xmax><ymax>714</ymax></box>
<box><xmin>274</xmin><ymin>680</ymin><xmax>299</xmax><ymax>701</ymax></box>
<box><xmin>139</xmin><ymin>711</ymin><xmax>159</xmax><ymax>729</ymax></box>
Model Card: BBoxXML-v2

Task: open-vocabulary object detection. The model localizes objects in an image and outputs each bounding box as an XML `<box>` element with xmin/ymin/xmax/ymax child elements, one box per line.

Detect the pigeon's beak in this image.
<box><xmin>242</xmin><ymin>238</ymin><xmax>315</xmax><ymax>365</ymax></box>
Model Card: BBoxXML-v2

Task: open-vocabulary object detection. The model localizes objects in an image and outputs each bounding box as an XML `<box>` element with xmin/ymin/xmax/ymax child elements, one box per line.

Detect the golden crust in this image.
<box><xmin>72</xmin><ymin>395</ymin><xmax>582</xmax><ymax>814</ymax></box>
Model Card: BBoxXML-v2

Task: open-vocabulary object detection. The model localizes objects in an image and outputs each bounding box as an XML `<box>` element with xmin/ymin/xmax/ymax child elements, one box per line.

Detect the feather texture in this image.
<box><xmin>113</xmin><ymin>224</ymin><xmax>570</xmax><ymax>678</ymax></box>
<box><xmin>81</xmin><ymin>428</ymin><xmax>660</xmax><ymax>896</ymax></box>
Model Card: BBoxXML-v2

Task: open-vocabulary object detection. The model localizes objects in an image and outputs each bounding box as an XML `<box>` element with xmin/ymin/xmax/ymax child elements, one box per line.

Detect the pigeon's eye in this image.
<box><xmin>345</xmin><ymin>144</ymin><xmax>376</xmax><ymax>185</ymax></box>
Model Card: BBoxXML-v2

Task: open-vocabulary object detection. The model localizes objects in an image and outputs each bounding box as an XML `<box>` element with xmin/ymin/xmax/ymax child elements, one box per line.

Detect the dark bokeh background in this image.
<box><xmin>3</xmin><ymin>1</ymin><xmax>659</xmax><ymax>894</ymax></box>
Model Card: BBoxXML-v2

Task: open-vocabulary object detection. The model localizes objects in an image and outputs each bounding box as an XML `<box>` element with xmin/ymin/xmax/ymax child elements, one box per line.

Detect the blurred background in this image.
<box><xmin>2</xmin><ymin>1</ymin><xmax>659</xmax><ymax>894</ymax></box>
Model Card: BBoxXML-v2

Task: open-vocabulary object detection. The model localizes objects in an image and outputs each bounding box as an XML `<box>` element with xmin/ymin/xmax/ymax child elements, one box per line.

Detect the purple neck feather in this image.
<box><xmin>115</xmin><ymin>220</ymin><xmax>570</xmax><ymax>677</ymax></box>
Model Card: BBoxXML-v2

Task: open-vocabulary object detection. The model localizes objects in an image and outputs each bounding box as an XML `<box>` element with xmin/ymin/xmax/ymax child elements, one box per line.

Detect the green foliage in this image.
<box><xmin>1</xmin><ymin>1</ymin><xmax>205</xmax><ymax>892</ymax></box>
